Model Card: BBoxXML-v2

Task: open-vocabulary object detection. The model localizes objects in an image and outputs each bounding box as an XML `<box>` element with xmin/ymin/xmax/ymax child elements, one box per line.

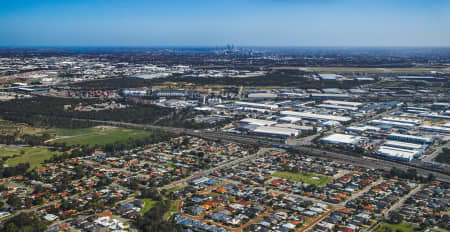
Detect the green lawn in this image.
<box><xmin>141</xmin><ymin>198</ymin><xmax>179</xmax><ymax>219</ymax></box>
<box><xmin>374</xmin><ymin>222</ymin><xmax>423</xmax><ymax>232</ymax></box>
<box><xmin>0</xmin><ymin>147</ymin><xmax>61</xmax><ymax>169</ymax></box>
<box><xmin>48</xmin><ymin>126</ymin><xmax>153</xmax><ymax>147</ymax></box>
<box><xmin>141</xmin><ymin>199</ymin><xmax>157</xmax><ymax>215</ymax></box>
<box><xmin>166</xmin><ymin>184</ymin><xmax>188</xmax><ymax>194</ymax></box>
<box><xmin>164</xmin><ymin>200</ymin><xmax>180</xmax><ymax>220</ymax></box>
<box><xmin>46</xmin><ymin>127</ymin><xmax>100</xmax><ymax>136</ymax></box>
<box><xmin>272</xmin><ymin>171</ymin><xmax>331</xmax><ymax>186</ymax></box>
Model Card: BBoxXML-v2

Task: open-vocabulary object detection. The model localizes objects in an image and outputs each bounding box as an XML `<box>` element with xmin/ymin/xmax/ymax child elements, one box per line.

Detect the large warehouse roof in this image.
<box><xmin>387</xmin><ymin>133</ymin><xmax>433</xmax><ymax>144</ymax></box>
<box><xmin>382</xmin><ymin>140</ymin><xmax>424</xmax><ymax>150</ymax></box>
<box><xmin>321</xmin><ymin>133</ymin><xmax>362</xmax><ymax>145</ymax></box>
<box><xmin>251</xmin><ymin>126</ymin><xmax>299</xmax><ymax>137</ymax></box>
<box><xmin>278</xmin><ymin>116</ymin><xmax>302</xmax><ymax>123</ymax></box>
<box><xmin>376</xmin><ymin>146</ymin><xmax>418</xmax><ymax>162</ymax></box>
<box><xmin>369</xmin><ymin>119</ymin><xmax>416</xmax><ymax>128</ymax></box>
<box><xmin>280</xmin><ymin>111</ymin><xmax>352</xmax><ymax>122</ymax></box>
<box><xmin>317</xmin><ymin>104</ymin><xmax>358</xmax><ymax>111</ymax></box>
<box><xmin>420</xmin><ymin>125</ymin><xmax>450</xmax><ymax>134</ymax></box>
<box><xmin>382</xmin><ymin>117</ymin><xmax>422</xmax><ymax>125</ymax></box>
<box><xmin>240</xmin><ymin>118</ymin><xmax>277</xmax><ymax>126</ymax></box>
<box><xmin>235</xmin><ymin>101</ymin><xmax>278</xmax><ymax>110</ymax></box>
<box><xmin>323</xmin><ymin>100</ymin><xmax>364</xmax><ymax>107</ymax></box>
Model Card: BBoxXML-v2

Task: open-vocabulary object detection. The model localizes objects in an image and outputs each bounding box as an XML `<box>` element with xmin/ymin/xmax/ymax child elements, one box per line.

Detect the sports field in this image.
<box><xmin>272</xmin><ymin>171</ymin><xmax>331</xmax><ymax>186</ymax></box>
<box><xmin>48</xmin><ymin>126</ymin><xmax>152</xmax><ymax>147</ymax></box>
<box><xmin>0</xmin><ymin>147</ymin><xmax>61</xmax><ymax>169</ymax></box>
<box><xmin>374</xmin><ymin>222</ymin><xmax>423</xmax><ymax>232</ymax></box>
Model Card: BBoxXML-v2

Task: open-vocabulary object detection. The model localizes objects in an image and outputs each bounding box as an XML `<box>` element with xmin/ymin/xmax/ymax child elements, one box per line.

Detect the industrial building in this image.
<box><xmin>418</xmin><ymin>113</ymin><xmax>450</xmax><ymax>120</ymax></box>
<box><xmin>153</xmin><ymin>89</ymin><xmax>186</xmax><ymax>97</ymax></box>
<box><xmin>247</xmin><ymin>93</ymin><xmax>278</xmax><ymax>99</ymax></box>
<box><xmin>382</xmin><ymin>140</ymin><xmax>425</xmax><ymax>151</ymax></box>
<box><xmin>239</xmin><ymin>118</ymin><xmax>277</xmax><ymax>126</ymax></box>
<box><xmin>310</xmin><ymin>93</ymin><xmax>351</xmax><ymax>99</ymax></box>
<box><xmin>249</xmin><ymin>126</ymin><xmax>299</xmax><ymax>138</ymax></box>
<box><xmin>396</xmin><ymin>76</ymin><xmax>438</xmax><ymax>81</ymax></box>
<box><xmin>419</xmin><ymin>125</ymin><xmax>450</xmax><ymax>134</ymax></box>
<box><xmin>386</xmin><ymin>133</ymin><xmax>433</xmax><ymax>144</ymax></box>
<box><xmin>345</xmin><ymin>125</ymin><xmax>381</xmax><ymax>134</ymax></box>
<box><xmin>321</xmin><ymin>133</ymin><xmax>363</xmax><ymax>145</ymax></box>
<box><xmin>376</xmin><ymin>146</ymin><xmax>419</xmax><ymax>162</ymax></box>
<box><xmin>316</xmin><ymin>104</ymin><xmax>358</xmax><ymax>111</ymax></box>
<box><xmin>381</xmin><ymin>117</ymin><xmax>422</xmax><ymax>126</ymax></box>
<box><xmin>280</xmin><ymin>111</ymin><xmax>352</xmax><ymax>122</ymax></box>
<box><xmin>234</xmin><ymin>101</ymin><xmax>278</xmax><ymax>110</ymax></box>
<box><xmin>278</xmin><ymin>116</ymin><xmax>302</xmax><ymax>123</ymax></box>
<box><xmin>121</xmin><ymin>89</ymin><xmax>148</xmax><ymax>97</ymax></box>
<box><xmin>322</xmin><ymin>100</ymin><xmax>364</xmax><ymax>108</ymax></box>
<box><xmin>368</xmin><ymin>119</ymin><xmax>416</xmax><ymax>129</ymax></box>
<box><xmin>275</xmin><ymin>124</ymin><xmax>314</xmax><ymax>133</ymax></box>
<box><xmin>318</xmin><ymin>74</ymin><xmax>343</xmax><ymax>80</ymax></box>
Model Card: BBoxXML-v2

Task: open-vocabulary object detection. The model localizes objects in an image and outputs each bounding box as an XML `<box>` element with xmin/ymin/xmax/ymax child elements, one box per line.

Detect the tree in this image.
<box><xmin>389</xmin><ymin>212</ymin><xmax>403</xmax><ymax>224</ymax></box>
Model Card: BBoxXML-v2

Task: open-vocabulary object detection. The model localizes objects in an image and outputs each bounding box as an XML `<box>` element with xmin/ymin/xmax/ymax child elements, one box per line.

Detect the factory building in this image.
<box><xmin>153</xmin><ymin>89</ymin><xmax>186</xmax><ymax>97</ymax></box>
<box><xmin>396</xmin><ymin>76</ymin><xmax>437</xmax><ymax>81</ymax></box>
<box><xmin>368</xmin><ymin>119</ymin><xmax>416</xmax><ymax>129</ymax></box>
<box><xmin>381</xmin><ymin>117</ymin><xmax>422</xmax><ymax>126</ymax></box>
<box><xmin>382</xmin><ymin>140</ymin><xmax>425</xmax><ymax>151</ymax></box>
<box><xmin>345</xmin><ymin>125</ymin><xmax>381</xmax><ymax>134</ymax></box>
<box><xmin>418</xmin><ymin>113</ymin><xmax>450</xmax><ymax>120</ymax></box>
<box><xmin>419</xmin><ymin>125</ymin><xmax>450</xmax><ymax>134</ymax></box>
<box><xmin>278</xmin><ymin>116</ymin><xmax>302</xmax><ymax>123</ymax></box>
<box><xmin>247</xmin><ymin>93</ymin><xmax>278</xmax><ymax>99</ymax></box>
<box><xmin>234</xmin><ymin>101</ymin><xmax>278</xmax><ymax>110</ymax></box>
<box><xmin>322</xmin><ymin>100</ymin><xmax>364</xmax><ymax>108</ymax></box>
<box><xmin>275</xmin><ymin>124</ymin><xmax>314</xmax><ymax>133</ymax></box>
<box><xmin>376</xmin><ymin>146</ymin><xmax>419</xmax><ymax>162</ymax></box>
<box><xmin>318</xmin><ymin>74</ymin><xmax>343</xmax><ymax>80</ymax></box>
<box><xmin>321</xmin><ymin>133</ymin><xmax>363</xmax><ymax>145</ymax></box>
<box><xmin>316</xmin><ymin>104</ymin><xmax>358</xmax><ymax>111</ymax></box>
<box><xmin>280</xmin><ymin>111</ymin><xmax>352</xmax><ymax>123</ymax></box>
<box><xmin>236</xmin><ymin>107</ymin><xmax>268</xmax><ymax>113</ymax></box>
<box><xmin>121</xmin><ymin>89</ymin><xmax>148</xmax><ymax>97</ymax></box>
<box><xmin>249</xmin><ymin>126</ymin><xmax>299</xmax><ymax>138</ymax></box>
<box><xmin>310</xmin><ymin>93</ymin><xmax>351</xmax><ymax>99</ymax></box>
<box><xmin>387</xmin><ymin>133</ymin><xmax>433</xmax><ymax>144</ymax></box>
<box><xmin>239</xmin><ymin>118</ymin><xmax>277</xmax><ymax>126</ymax></box>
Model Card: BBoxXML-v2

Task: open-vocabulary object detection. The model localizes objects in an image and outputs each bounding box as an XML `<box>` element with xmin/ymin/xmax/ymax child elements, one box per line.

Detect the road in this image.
<box><xmin>383</xmin><ymin>184</ymin><xmax>423</xmax><ymax>217</ymax></box>
<box><xmin>159</xmin><ymin>148</ymin><xmax>278</xmax><ymax>190</ymax></box>
<box><xmin>422</xmin><ymin>142</ymin><xmax>448</xmax><ymax>162</ymax></box>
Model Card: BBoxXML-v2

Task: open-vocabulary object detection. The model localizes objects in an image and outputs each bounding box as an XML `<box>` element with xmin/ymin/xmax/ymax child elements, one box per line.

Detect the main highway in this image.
<box><xmin>72</xmin><ymin>118</ymin><xmax>450</xmax><ymax>183</ymax></box>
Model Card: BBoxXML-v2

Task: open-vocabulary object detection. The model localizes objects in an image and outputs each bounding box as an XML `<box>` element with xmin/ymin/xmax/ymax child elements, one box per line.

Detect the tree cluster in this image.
<box><xmin>435</xmin><ymin>148</ymin><xmax>450</xmax><ymax>165</ymax></box>
<box><xmin>385</xmin><ymin>167</ymin><xmax>435</xmax><ymax>183</ymax></box>
<box><xmin>1</xmin><ymin>213</ymin><xmax>47</xmax><ymax>232</ymax></box>
<box><xmin>0</xmin><ymin>96</ymin><xmax>173</xmax><ymax>129</ymax></box>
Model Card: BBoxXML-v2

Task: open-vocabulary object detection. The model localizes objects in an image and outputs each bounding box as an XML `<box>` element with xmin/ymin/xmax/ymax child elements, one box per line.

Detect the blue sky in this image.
<box><xmin>0</xmin><ymin>0</ymin><xmax>449</xmax><ymax>46</ymax></box>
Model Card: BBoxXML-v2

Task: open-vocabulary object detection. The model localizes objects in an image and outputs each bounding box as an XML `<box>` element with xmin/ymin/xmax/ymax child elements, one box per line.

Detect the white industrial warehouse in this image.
<box><xmin>239</xmin><ymin>118</ymin><xmax>277</xmax><ymax>126</ymax></box>
<box><xmin>376</xmin><ymin>146</ymin><xmax>419</xmax><ymax>162</ymax></box>
<box><xmin>368</xmin><ymin>119</ymin><xmax>416</xmax><ymax>129</ymax></box>
<box><xmin>235</xmin><ymin>101</ymin><xmax>278</xmax><ymax>110</ymax></box>
<box><xmin>249</xmin><ymin>126</ymin><xmax>299</xmax><ymax>138</ymax></box>
<box><xmin>320</xmin><ymin>133</ymin><xmax>363</xmax><ymax>145</ymax></box>
<box><xmin>280</xmin><ymin>111</ymin><xmax>352</xmax><ymax>122</ymax></box>
<box><xmin>387</xmin><ymin>133</ymin><xmax>433</xmax><ymax>144</ymax></box>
